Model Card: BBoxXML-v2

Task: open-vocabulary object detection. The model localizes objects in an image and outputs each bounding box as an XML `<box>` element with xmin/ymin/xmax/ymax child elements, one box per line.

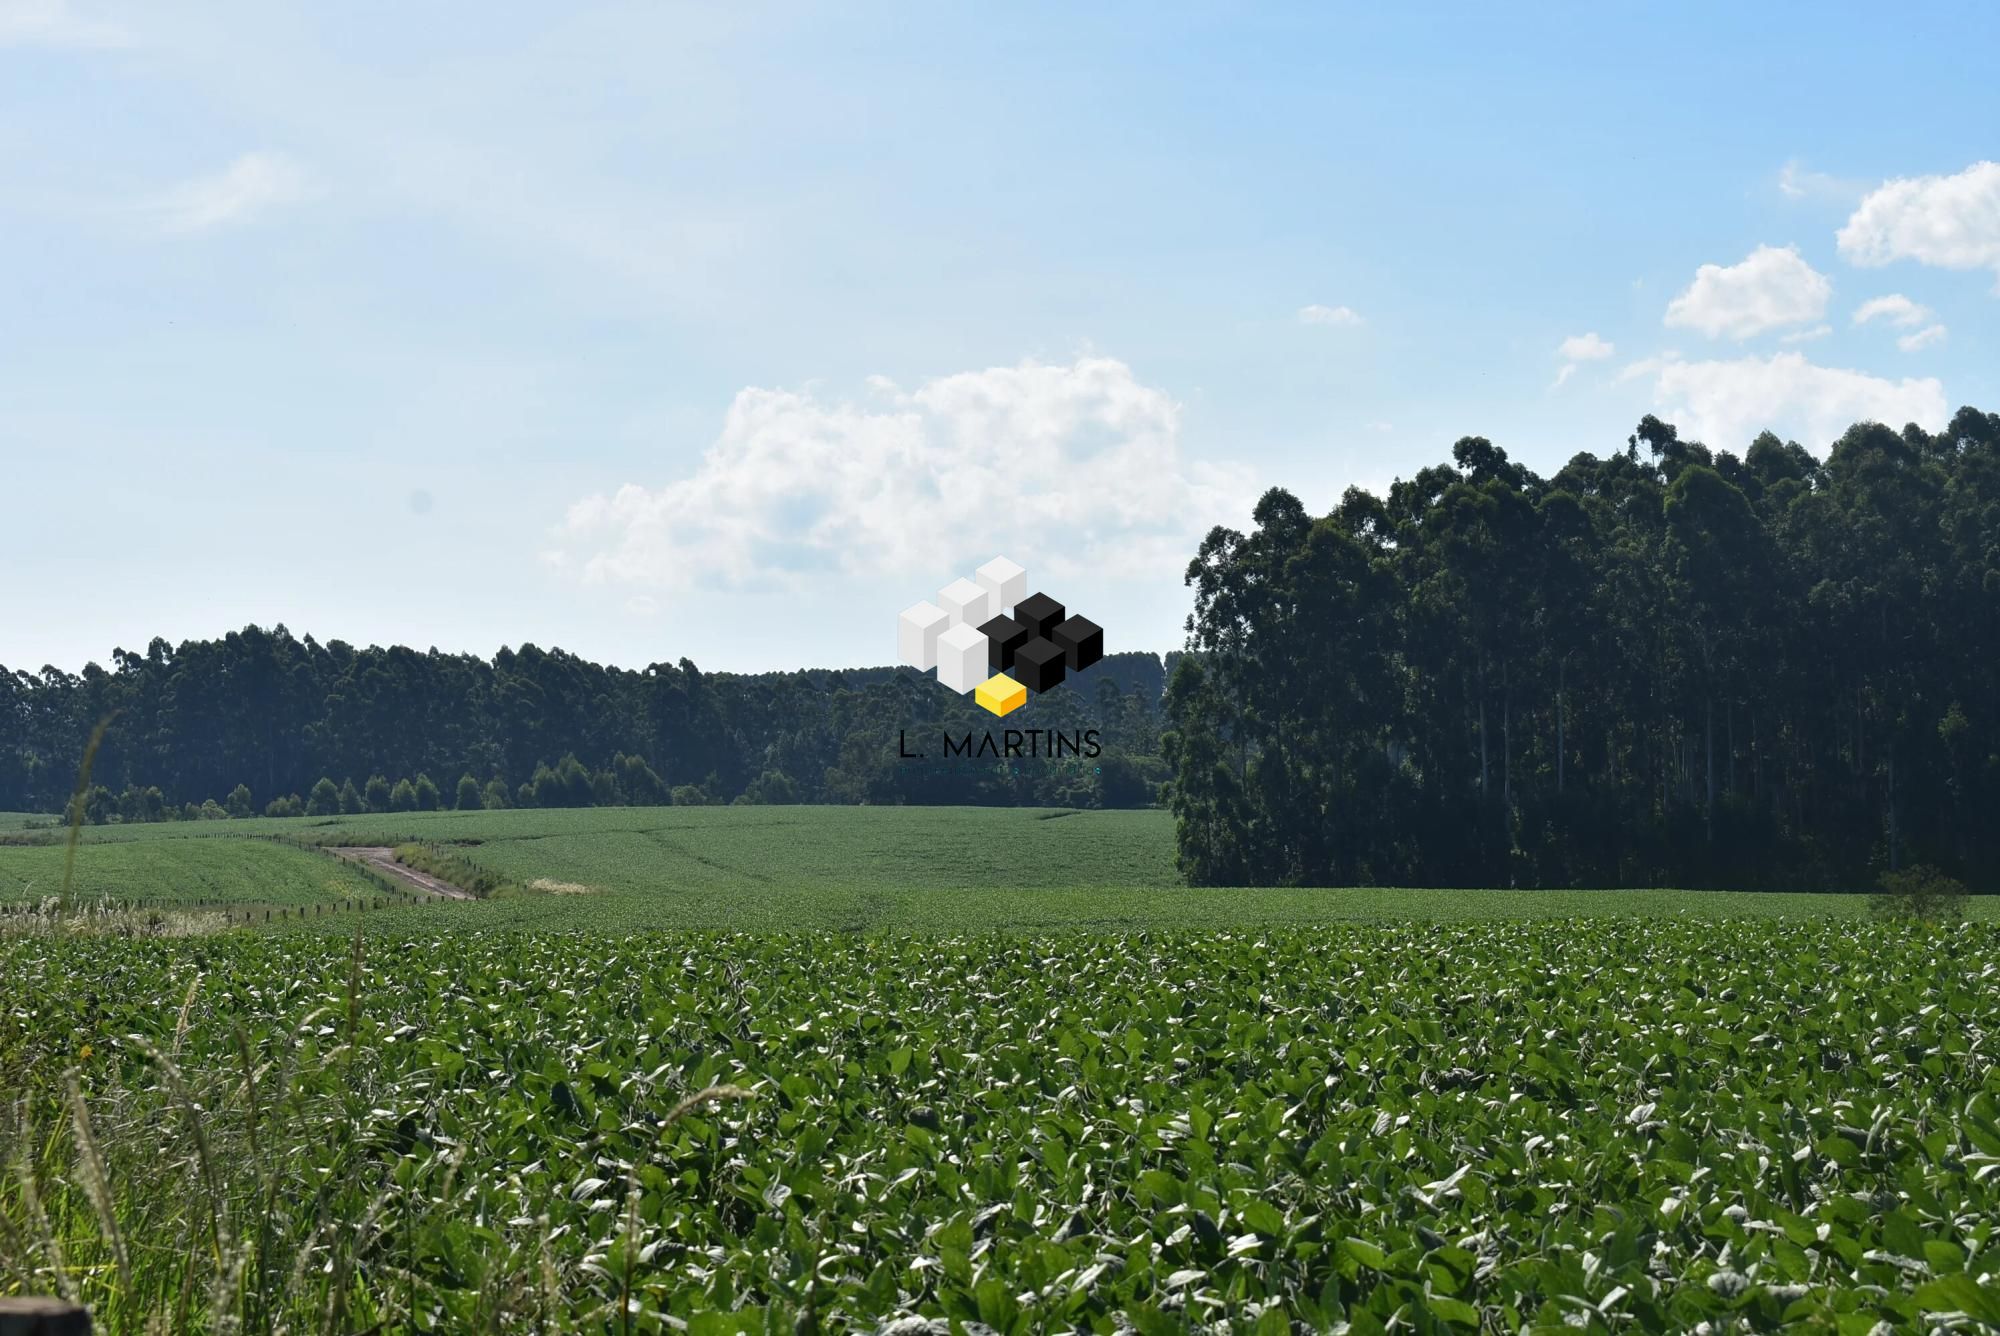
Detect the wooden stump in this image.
<box><xmin>0</xmin><ymin>1298</ymin><xmax>91</xmax><ymax>1335</ymax></box>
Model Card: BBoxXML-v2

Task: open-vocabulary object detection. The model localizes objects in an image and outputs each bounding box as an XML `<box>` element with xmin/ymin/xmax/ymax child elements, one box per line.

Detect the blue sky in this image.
<box><xmin>4</xmin><ymin>1</ymin><xmax>1997</xmax><ymax>674</ymax></box>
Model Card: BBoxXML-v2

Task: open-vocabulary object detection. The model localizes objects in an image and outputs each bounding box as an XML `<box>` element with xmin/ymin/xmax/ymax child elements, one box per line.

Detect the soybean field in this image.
<box><xmin>3</xmin><ymin>919</ymin><xmax>1998</xmax><ymax>1331</ymax></box>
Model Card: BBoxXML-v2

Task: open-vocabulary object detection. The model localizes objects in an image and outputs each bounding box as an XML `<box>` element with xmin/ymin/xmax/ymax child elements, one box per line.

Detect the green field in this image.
<box><xmin>0</xmin><ymin>837</ymin><xmax>390</xmax><ymax>909</ymax></box>
<box><xmin>5</xmin><ymin>805</ymin><xmax>1997</xmax><ymax>1330</ymax></box>
<box><xmin>9</xmin><ymin>805</ymin><xmax>1990</xmax><ymax>930</ymax></box>
<box><xmin>3</xmin><ymin>918</ymin><xmax>1995</xmax><ymax>1331</ymax></box>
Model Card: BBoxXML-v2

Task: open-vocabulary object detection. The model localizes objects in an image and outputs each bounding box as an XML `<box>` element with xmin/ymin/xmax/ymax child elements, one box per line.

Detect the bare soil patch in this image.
<box><xmin>329</xmin><ymin>846</ymin><xmax>476</xmax><ymax>900</ymax></box>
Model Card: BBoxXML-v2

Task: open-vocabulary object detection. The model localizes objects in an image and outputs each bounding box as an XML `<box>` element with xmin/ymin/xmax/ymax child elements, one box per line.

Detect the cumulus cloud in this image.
<box><xmin>1552</xmin><ymin>332</ymin><xmax>1614</xmax><ymax>388</ymax></box>
<box><xmin>1297</xmin><ymin>304</ymin><xmax>1363</xmax><ymax>326</ymax></box>
<box><xmin>548</xmin><ymin>356</ymin><xmax>1257</xmax><ymax>596</ymax></box>
<box><xmin>1646</xmin><ymin>351</ymin><xmax>1946</xmax><ymax>451</ymax></box>
<box><xmin>147</xmin><ymin>152</ymin><xmax>317</xmax><ymax>232</ymax></box>
<box><xmin>1779</xmin><ymin>324</ymin><xmax>1832</xmax><ymax>344</ymax></box>
<box><xmin>0</xmin><ymin>0</ymin><xmax>128</xmax><ymax>47</ymax></box>
<box><xmin>1664</xmin><ymin>245</ymin><xmax>1832</xmax><ymax>339</ymax></box>
<box><xmin>1837</xmin><ymin>161</ymin><xmax>2000</xmax><ymax>284</ymax></box>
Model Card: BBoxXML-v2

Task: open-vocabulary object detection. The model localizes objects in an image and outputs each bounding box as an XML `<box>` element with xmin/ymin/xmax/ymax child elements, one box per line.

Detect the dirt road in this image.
<box><xmin>329</xmin><ymin>846</ymin><xmax>476</xmax><ymax>900</ymax></box>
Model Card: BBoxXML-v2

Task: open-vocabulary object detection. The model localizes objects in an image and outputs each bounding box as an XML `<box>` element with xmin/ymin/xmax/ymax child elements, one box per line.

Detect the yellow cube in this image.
<box><xmin>975</xmin><ymin>672</ymin><xmax>1026</xmax><ymax>717</ymax></box>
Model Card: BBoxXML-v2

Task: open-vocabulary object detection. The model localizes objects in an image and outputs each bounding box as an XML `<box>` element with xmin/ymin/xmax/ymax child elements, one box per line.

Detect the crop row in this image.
<box><xmin>1</xmin><ymin>920</ymin><xmax>1996</xmax><ymax>1332</ymax></box>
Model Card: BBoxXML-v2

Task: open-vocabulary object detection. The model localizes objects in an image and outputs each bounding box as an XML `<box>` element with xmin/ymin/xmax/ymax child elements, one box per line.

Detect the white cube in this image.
<box><xmin>935</xmin><ymin>621</ymin><xmax>989</xmax><ymax>693</ymax></box>
<box><xmin>898</xmin><ymin>601</ymin><xmax>950</xmax><ymax>671</ymax></box>
<box><xmin>938</xmin><ymin>577</ymin><xmax>992</xmax><ymax>628</ymax></box>
<box><xmin>976</xmin><ymin>555</ymin><xmax>1027</xmax><ymax>616</ymax></box>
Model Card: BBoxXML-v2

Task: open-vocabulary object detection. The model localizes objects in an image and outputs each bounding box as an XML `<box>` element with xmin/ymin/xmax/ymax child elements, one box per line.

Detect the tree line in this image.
<box><xmin>62</xmin><ymin>751</ymin><xmax>682</xmax><ymax>825</ymax></box>
<box><xmin>1165</xmin><ymin>407</ymin><xmax>2000</xmax><ymax>890</ymax></box>
<box><xmin>0</xmin><ymin>629</ymin><xmax>1174</xmax><ymax>819</ymax></box>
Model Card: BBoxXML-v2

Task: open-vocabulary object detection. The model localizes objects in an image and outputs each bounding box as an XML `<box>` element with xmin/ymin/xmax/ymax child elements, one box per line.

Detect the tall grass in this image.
<box><xmin>0</xmin><ymin>940</ymin><xmax>756</xmax><ymax>1330</ymax></box>
<box><xmin>58</xmin><ymin>713</ymin><xmax>117</xmax><ymax>915</ymax></box>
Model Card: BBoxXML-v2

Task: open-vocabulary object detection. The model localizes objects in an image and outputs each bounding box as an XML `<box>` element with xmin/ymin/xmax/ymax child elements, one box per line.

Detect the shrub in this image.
<box><xmin>614</xmin><ymin>752</ymin><xmax>667</xmax><ymax>805</ymax></box>
<box><xmin>1871</xmin><ymin>865</ymin><xmax>1970</xmax><ymax>923</ymax></box>
<box><xmin>67</xmin><ymin>784</ymin><xmax>114</xmax><ymax>826</ymax></box>
<box><xmin>738</xmin><ymin>769</ymin><xmax>797</xmax><ymax>805</ymax></box>
<box><xmin>118</xmin><ymin>784</ymin><xmax>167</xmax><ymax>823</ymax></box>
<box><xmin>306</xmin><ymin>777</ymin><xmax>341</xmax><ymax>816</ymax></box>
<box><xmin>264</xmin><ymin>794</ymin><xmax>305</xmax><ymax>818</ymax></box>
<box><xmin>553</xmin><ymin>755</ymin><xmax>593</xmax><ymax>807</ymax></box>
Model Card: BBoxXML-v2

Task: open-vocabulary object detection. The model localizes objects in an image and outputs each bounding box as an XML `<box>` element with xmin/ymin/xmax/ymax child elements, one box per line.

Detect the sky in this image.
<box><xmin>4</xmin><ymin>1</ymin><xmax>1998</xmax><ymax>675</ymax></box>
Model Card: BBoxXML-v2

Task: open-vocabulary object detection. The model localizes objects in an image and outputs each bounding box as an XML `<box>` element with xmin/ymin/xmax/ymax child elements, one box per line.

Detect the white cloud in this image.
<box><xmin>1852</xmin><ymin>294</ymin><xmax>1933</xmax><ymax>327</ymax></box>
<box><xmin>1898</xmin><ymin>324</ymin><xmax>1947</xmax><ymax>352</ymax></box>
<box><xmin>548</xmin><ymin>356</ymin><xmax>1257</xmax><ymax>596</ymax></box>
<box><xmin>1297</xmin><ymin>304</ymin><xmax>1363</xmax><ymax>326</ymax></box>
<box><xmin>1779</xmin><ymin>324</ymin><xmax>1832</xmax><ymax>344</ymax></box>
<box><xmin>1838</xmin><ymin>161</ymin><xmax>2000</xmax><ymax>283</ymax></box>
<box><xmin>1648</xmin><ymin>351</ymin><xmax>1946</xmax><ymax>451</ymax></box>
<box><xmin>1557</xmin><ymin>332</ymin><xmax>1614</xmax><ymax>362</ymax></box>
<box><xmin>1852</xmin><ymin>295</ymin><xmax>1947</xmax><ymax>352</ymax></box>
<box><xmin>1776</xmin><ymin>159</ymin><xmax>1864</xmax><ymax>204</ymax></box>
<box><xmin>147</xmin><ymin>152</ymin><xmax>317</xmax><ymax>232</ymax></box>
<box><xmin>1617</xmin><ymin>354</ymin><xmax>1671</xmax><ymax>384</ymax></box>
<box><xmin>1552</xmin><ymin>331</ymin><xmax>1614</xmax><ymax>389</ymax></box>
<box><xmin>0</xmin><ymin>0</ymin><xmax>129</xmax><ymax>47</ymax></box>
<box><xmin>1663</xmin><ymin>245</ymin><xmax>1832</xmax><ymax>339</ymax></box>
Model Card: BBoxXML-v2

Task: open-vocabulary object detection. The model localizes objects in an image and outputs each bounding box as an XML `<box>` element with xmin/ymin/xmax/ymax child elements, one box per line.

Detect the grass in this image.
<box><xmin>3</xmin><ymin>920</ymin><xmax>1995</xmax><ymax>1330</ymax></box>
<box><xmin>0</xmin><ymin>837</ymin><xmax>389</xmax><ymax>909</ymax></box>
<box><xmin>12</xmin><ymin>805</ymin><xmax>1990</xmax><ymax>932</ymax></box>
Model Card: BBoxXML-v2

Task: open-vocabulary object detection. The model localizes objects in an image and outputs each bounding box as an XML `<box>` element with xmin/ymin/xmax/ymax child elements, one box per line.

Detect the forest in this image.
<box><xmin>0</xmin><ymin>629</ymin><xmax>1173</xmax><ymax>818</ymax></box>
<box><xmin>5</xmin><ymin>405</ymin><xmax>1998</xmax><ymax>889</ymax></box>
<box><xmin>1166</xmin><ymin>407</ymin><xmax>2000</xmax><ymax>890</ymax></box>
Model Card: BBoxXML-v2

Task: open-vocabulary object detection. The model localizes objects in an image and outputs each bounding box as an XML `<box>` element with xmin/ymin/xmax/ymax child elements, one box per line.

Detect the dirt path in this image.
<box><xmin>329</xmin><ymin>846</ymin><xmax>477</xmax><ymax>900</ymax></box>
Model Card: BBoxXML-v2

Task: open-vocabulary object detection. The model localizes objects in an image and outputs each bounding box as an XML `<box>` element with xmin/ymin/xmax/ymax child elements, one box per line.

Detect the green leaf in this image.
<box><xmin>1915</xmin><ymin>1273</ymin><xmax>2000</xmax><ymax>1323</ymax></box>
<box><xmin>1341</xmin><ymin>1236</ymin><xmax>1387</xmax><ymax>1271</ymax></box>
<box><xmin>1424</xmin><ymin>1293</ymin><xmax>1481</xmax><ymax>1327</ymax></box>
<box><xmin>1241</xmin><ymin>1198</ymin><xmax>1286</xmax><ymax>1237</ymax></box>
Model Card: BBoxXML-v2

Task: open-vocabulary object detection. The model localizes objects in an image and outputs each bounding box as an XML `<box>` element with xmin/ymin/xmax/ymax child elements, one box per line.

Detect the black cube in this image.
<box><xmin>1013</xmin><ymin>636</ymin><xmax>1066</xmax><ymax>692</ymax></box>
<box><xmin>1014</xmin><ymin>592</ymin><xmax>1066</xmax><ymax>641</ymax></box>
<box><xmin>978</xmin><ymin>613</ymin><xmax>1029</xmax><ymax>671</ymax></box>
<box><xmin>1052</xmin><ymin>615</ymin><xmax>1103</xmax><ymax>672</ymax></box>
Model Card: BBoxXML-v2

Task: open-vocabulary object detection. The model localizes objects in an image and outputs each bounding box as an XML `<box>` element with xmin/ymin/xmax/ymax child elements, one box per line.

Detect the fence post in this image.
<box><xmin>0</xmin><ymin>1296</ymin><xmax>92</xmax><ymax>1333</ymax></box>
